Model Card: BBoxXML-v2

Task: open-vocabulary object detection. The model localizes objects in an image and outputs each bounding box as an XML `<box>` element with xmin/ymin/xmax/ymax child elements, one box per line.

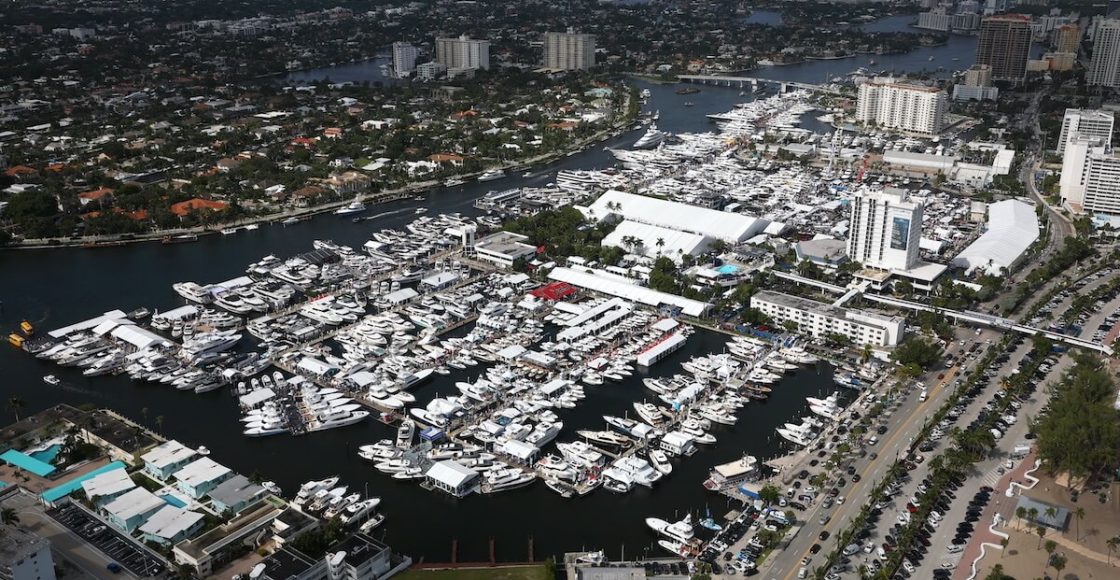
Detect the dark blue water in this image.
<box><xmin>0</xmin><ymin>14</ymin><xmax>969</xmax><ymax>562</ymax></box>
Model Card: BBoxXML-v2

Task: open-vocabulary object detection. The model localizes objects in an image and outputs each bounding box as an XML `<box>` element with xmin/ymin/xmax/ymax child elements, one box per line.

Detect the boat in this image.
<box><xmin>335</xmin><ymin>197</ymin><xmax>367</xmax><ymax>216</ymax></box>
<box><xmin>646</xmin><ymin>514</ymin><xmax>695</xmax><ymax>542</ymax></box>
<box><xmin>395</xmin><ymin>418</ymin><xmax>415</xmax><ymax>449</ymax></box>
<box><xmin>632</xmin><ymin>124</ymin><xmax>666</xmax><ymax>149</ymax></box>
<box><xmin>162</xmin><ymin>234</ymin><xmax>198</xmax><ymax>244</ymax></box>
<box><xmin>650</xmin><ymin>449</ymin><xmax>673</xmax><ymax>475</ymax></box>
<box><xmin>477</xmin><ymin>169</ymin><xmax>507</xmax><ymax>182</ymax></box>
<box><xmin>43</xmin><ymin>374</ymin><xmax>61</xmax><ymax>386</ymax></box>
<box><xmin>282</xmin><ymin>217</ymin><xmax>300</xmax><ymax>226</ymax></box>
<box><xmin>443</xmin><ymin>178</ymin><xmax>466</xmax><ymax>187</ymax></box>
<box><xmin>675</xmin><ymin>87</ymin><xmax>700</xmax><ymax>95</ymax></box>
<box><xmin>128</xmin><ymin>307</ymin><xmax>151</xmax><ymax>320</ymax></box>
<box><xmin>19</xmin><ymin>320</ymin><xmax>33</xmax><ymax>335</ymax></box>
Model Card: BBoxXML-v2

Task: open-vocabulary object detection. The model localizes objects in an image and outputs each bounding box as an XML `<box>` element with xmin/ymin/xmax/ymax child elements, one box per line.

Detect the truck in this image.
<box><xmin>1011</xmin><ymin>444</ymin><xmax>1031</xmax><ymax>458</ymax></box>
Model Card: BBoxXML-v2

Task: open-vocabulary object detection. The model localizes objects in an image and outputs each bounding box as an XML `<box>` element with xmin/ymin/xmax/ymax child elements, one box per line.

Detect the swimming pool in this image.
<box><xmin>29</xmin><ymin>444</ymin><xmax>61</xmax><ymax>465</ymax></box>
<box><xmin>160</xmin><ymin>494</ymin><xmax>187</xmax><ymax>508</ymax></box>
<box><xmin>717</xmin><ymin>264</ymin><xmax>739</xmax><ymax>275</ymax></box>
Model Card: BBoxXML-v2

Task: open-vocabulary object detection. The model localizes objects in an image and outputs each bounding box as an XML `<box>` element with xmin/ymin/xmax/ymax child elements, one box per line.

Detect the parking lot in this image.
<box><xmin>49</xmin><ymin>502</ymin><xmax>167</xmax><ymax>578</ymax></box>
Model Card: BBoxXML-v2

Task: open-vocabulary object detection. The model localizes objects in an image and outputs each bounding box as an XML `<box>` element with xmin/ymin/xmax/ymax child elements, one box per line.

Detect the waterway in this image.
<box><xmin>0</xmin><ymin>13</ymin><xmax>974</xmax><ymax>564</ymax></box>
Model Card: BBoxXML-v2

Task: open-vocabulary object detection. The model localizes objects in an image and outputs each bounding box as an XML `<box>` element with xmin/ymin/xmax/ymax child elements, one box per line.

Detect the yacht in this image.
<box><xmin>633</xmin><ymin>124</ymin><xmax>667</xmax><ymax>149</ymax></box>
<box><xmin>172</xmin><ymin>282</ymin><xmax>214</xmax><ymax>304</ymax></box>
<box><xmin>649</xmin><ymin>449</ymin><xmax>673</xmax><ymax>475</ymax></box>
<box><xmin>181</xmin><ymin>332</ymin><xmax>242</xmax><ymax>362</ymax></box>
<box><xmin>477</xmin><ymin>169</ymin><xmax>507</xmax><ymax>182</ymax></box>
<box><xmin>335</xmin><ymin>197</ymin><xmax>367</xmax><ymax>216</ymax></box>
<box><xmin>484</xmin><ymin>468</ymin><xmax>537</xmax><ymax>493</ymax></box>
<box><xmin>395</xmin><ymin>419</ymin><xmax>415</xmax><ymax>449</ymax></box>
<box><xmin>646</xmin><ymin>514</ymin><xmax>695</xmax><ymax>542</ymax></box>
<box><xmin>295</xmin><ymin>477</ymin><xmax>339</xmax><ymax>506</ymax></box>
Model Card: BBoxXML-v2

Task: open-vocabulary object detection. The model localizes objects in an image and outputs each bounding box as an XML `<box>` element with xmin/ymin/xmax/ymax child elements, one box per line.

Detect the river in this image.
<box><xmin>0</xmin><ymin>13</ymin><xmax>975</xmax><ymax>564</ymax></box>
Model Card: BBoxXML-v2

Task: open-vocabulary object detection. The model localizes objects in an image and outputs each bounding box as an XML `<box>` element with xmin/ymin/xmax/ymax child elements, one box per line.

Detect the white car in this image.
<box><xmin>903</xmin><ymin>560</ymin><xmax>916</xmax><ymax>573</ymax></box>
<box><xmin>947</xmin><ymin>545</ymin><xmax>964</xmax><ymax>554</ymax></box>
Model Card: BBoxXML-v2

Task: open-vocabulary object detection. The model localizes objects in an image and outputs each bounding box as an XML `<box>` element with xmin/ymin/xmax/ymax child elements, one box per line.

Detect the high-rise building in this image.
<box><xmin>847</xmin><ymin>188</ymin><xmax>923</xmax><ymax>272</ymax></box>
<box><xmin>1084</xmin><ymin>151</ymin><xmax>1120</xmax><ymax>215</ymax></box>
<box><xmin>1089</xmin><ymin>19</ymin><xmax>1120</xmax><ymax>87</ymax></box>
<box><xmin>1056</xmin><ymin>109</ymin><xmax>1115</xmax><ymax>153</ymax></box>
<box><xmin>0</xmin><ymin>525</ymin><xmax>57</xmax><ymax>580</ymax></box>
<box><xmin>976</xmin><ymin>14</ymin><xmax>1032</xmax><ymax>83</ymax></box>
<box><xmin>542</xmin><ymin>30</ymin><xmax>596</xmax><ymax>70</ymax></box>
<box><xmin>392</xmin><ymin>42</ymin><xmax>419</xmax><ymax>77</ymax></box>
<box><xmin>1053</xmin><ymin>24</ymin><xmax>1080</xmax><ymax>53</ymax></box>
<box><xmin>1059</xmin><ymin>133</ymin><xmax>1107</xmax><ymax>209</ymax></box>
<box><xmin>856</xmin><ymin>80</ymin><xmax>947</xmax><ymax>135</ymax></box>
<box><xmin>435</xmin><ymin>35</ymin><xmax>490</xmax><ymax>71</ymax></box>
<box><xmin>954</xmin><ymin>64</ymin><xmax>999</xmax><ymax>101</ymax></box>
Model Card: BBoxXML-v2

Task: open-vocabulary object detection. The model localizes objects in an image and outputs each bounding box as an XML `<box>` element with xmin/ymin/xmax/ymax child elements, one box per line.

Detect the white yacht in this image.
<box><xmin>633</xmin><ymin>124</ymin><xmax>667</xmax><ymax>149</ymax></box>
<box><xmin>477</xmin><ymin>169</ymin><xmax>507</xmax><ymax>182</ymax></box>
<box><xmin>172</xmin><ymin>282</ymin><xmax>214</xmax><ymax>304</ymax></box>
<box><xmin>335</xmin><ymin>197</ymin><xmax>367</xmax><ymax>216</ymax></box>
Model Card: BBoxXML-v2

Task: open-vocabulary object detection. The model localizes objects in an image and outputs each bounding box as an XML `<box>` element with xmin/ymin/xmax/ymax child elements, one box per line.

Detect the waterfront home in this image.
<box><xmin>80</xmin><ymin>466</ymin><xmax>136</xmax><ymax>507</ymax></box>
<box><xmin>101</xmin><ymin>487</ymin><xmax>166</xmax><ymax>532</ymax></box>
<box><xmin>170</xmin><ymin>198</ymin><xmax>230</xmax><ymax>218</ymax></box>
<box><xmin>173</xmin><ymin>457</ymin><xmax>233</xmax><ymax>499</ymax></box>
<box><xmin>139</xmin><ymin>505</ymin><xmax>205</xmax><ymax>545</ymax></box>
<box><xmin>322</xmin><ymin>171</ymin><xmax>370</xmax><ymax>195</ymax></box>
<box><xmin>142</xmin><ymin>440</ymin><xmax>199</xmax><ymax>481</ymax></box>
<box><xmin>207</xmin><ymin>474</ymin><xmax>268</xmax><ymax>515</ymax></box>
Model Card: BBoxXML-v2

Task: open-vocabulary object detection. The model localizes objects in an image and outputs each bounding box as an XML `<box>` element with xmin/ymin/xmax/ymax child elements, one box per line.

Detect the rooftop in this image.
<box><xmin>173</xmin><ymin>457</ymin><xmax>231</xmax><ymax>487</ymax></box>
<box><xmin>142</xmin><ymin>440</ymin><xmax>198</xmax><ymax>470</ymax></box>
<box><xmin>138</xmin><ymin>505</ymin><xmax>204</xmax><ymax>539</ymax></box>
<box><xmin>0</xmin><ymin>524</ymin><xmax>50</xmax><ymax>564</ymax></box>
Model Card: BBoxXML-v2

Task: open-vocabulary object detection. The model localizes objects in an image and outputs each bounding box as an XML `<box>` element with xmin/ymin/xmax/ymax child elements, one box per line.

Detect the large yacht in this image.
<box><xmin>334</xmin><ymin>197</ymin><xmax>367</xmax><ymax>216</ymax></box>
<box><xmin>633</xmin><ymin>124</ymin><xmax>667</xmax><ymax>149</ymax></box>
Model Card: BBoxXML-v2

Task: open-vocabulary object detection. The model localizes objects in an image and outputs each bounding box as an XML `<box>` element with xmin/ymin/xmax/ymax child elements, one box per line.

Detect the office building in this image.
<box><xmin>955</xmin><ymin>63</ymin><xmax>1001</xmax><ymax>99</ymax></box>
<box><xmin>1089</xmin><ymin>19</ymin><xmax>1120</xmax><ymax>87</ymax></box>
<box><xmin>392</xmin><ymin>42</ymin><xmax>418</xmax><ymax>77</ymax></box>
<box><xmin>976</xmin><ymin>14</ymin><xmax>1032</xmax><ymax>83</ymax></box>
<box><xmin>917</xmin><ymin>7</ymin><xmax>952</xmax><ymax>32</ymax></box>
<box><xmin>856</xmin><ymin>80</ymin><xmax>947</xmax><ymax>135</ymax></box>
<box><xmin>435</xmin><ymin>35</ymin><xmax>490</xmax><ymax>70</ymax></box>
<box><xmin>847</xmin><ymin>188</ymin><xmax>923</xmax><ymax>272</ymax></box>
<box><xmin>1053</xmin><ymin>24</ymin><xmax>1080</xmax><ymax>53</ymax></box>
<box><xmin>750</xmin><ymin>291</ymin><xmax>906</xmax><ymax>347</ymax></box>
<box><xmin>1057</xmin><ymin>109</ymin><xmax>1115</xmax><ymax>153</ymax></box>
<box><xmin>543</xmin><ymin>30</ymin><xmax>596</xmax><ymax>70</ymax></box>
<box><xmin>1059</xmin><ymin>133</ymin><xmax>1107</xmax><ymax>209</ymax></box>
<box><xmin>415</xmin><ymin>61</ymin><xmax>446</xmax><ymax>81</ymax></box>
<box><xmin>1083</xmin><ymin>152</ymin><xmax>1120</xmax><ymax>215</ymax></box>
<box><xmin>0</xmin><ymin>525</ymin><xmax>56</xmax><ymax>580</ymax></box>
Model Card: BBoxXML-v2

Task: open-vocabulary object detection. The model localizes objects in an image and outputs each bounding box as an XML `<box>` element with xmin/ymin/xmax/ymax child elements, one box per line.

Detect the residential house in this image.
<box><xmin>142</xmin><ymin>440</ymin><xmax>199</xmax><ymax>481</ymax></box>
<box><xmin>101</xmin><ymin>487</ymin><xmax>166</xmax><ymax>532</ymax></box>
<box><xmin>172</xmin><ymin>457</ymin><xmax>232</xmax><ymax>499</ymax></box>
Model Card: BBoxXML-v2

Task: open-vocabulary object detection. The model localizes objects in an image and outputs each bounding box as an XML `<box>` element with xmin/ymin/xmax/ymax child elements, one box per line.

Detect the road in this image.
<box><xmin>757</xmin><ymin>331</ymin><xmax>993</xmax><ymax>580</ymax></box>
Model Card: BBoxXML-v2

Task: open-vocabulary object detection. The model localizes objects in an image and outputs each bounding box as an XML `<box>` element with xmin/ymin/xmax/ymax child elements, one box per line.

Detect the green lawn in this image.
<box><xmin>398</xmin><ymin>565</ymin><xmax>551</xmax><ymax>580</ymax></box>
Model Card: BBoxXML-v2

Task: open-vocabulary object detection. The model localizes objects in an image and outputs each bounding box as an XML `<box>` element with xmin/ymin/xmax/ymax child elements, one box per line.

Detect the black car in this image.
<box><xmin>810</xmin><ymin>543</ymin><xmax>822</xmax><ymax>554</ymax></box>
<box><xmin>847</xmin><ymin>466</ymin><xmax>857</xmax><ymax>475</ymax></box>
<box><xmin>797</xmin><ymin>469</ymin><xmax>810</xmax><ymax>479</ymax></box>
<box><xmin>877</xmin><ymin>425</ymin><xmax>889</xmax><ymax>434</ymax></box>
<box><xmin>852</xmin><ymin>474</ymin><xmax>862</xmax><ymax>482</ymax></box>
<box><xmin>819</xmin><ymin>531</ymin><xmax>830</xmax><ymax>541</ymax></box>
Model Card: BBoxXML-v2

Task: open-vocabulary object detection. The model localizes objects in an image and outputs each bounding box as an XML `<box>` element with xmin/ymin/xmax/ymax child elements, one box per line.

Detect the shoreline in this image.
<box><xmin>5</xmin><ymin>93</ymin><xmax>635</xmax><ymax>252</ymax></box>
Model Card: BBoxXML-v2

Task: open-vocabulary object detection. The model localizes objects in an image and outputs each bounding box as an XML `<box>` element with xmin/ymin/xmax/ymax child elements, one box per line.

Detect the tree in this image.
<box><xmin>6</xmin><ymin>397</ymin><xmax>25</xmax><ymax>422</ymax></box>
<box><xmin>0</xmin><ymin>508</ymin><xmax>19</xmax><ymax>526</ymax></box>
<box><xmin>758</xmin><ymin>484</ymin><xmax>781</xmax><ymax>506</ymax></box>
<box><xmin>999</xmin><ymin>537</ymin><xmax>1008</xmax><ymax>557</ymax></box>
<box><xmin>1044</xmin><ymin>539</ymin><xmax>1056</xmax><ymax>562</ymax></box>
<box><xmin>655</xmin><ymin>237</ymin><xmax>665</xmax><ymax>256</ymax></box>
<box><xmin>1051</xmin><ymin>554</ymin><xmax>1066</xmax><ymax>577</ymax></box>
<box><xmin>983</xmin><ymin>563</ymin><xmax>1013</xmax><ymax>580</ymax></box>
<box><xmin>1106</xmin><ymin>536</ymin><xmax>1119</xmax><ymax>564</ymax></box>
<box><xmin>890</xmin><ymin>336</ymin><xmax>943</xmax><ymax>371</ymax></box>
<box><xmin>1015</xmin><ymin>506</ymin><xmax>1027</xmax><ymax>530</ymax></box>
<box><xmin>1036</xmin><ymin>525</ymin><xmax>1046</xmax><ymax>549</ymax></box>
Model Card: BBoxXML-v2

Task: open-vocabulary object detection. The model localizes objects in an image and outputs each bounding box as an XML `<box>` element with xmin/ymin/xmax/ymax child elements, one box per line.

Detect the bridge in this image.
<box><xmin>676</xmin><ymin>75</ymin><xmax>849</xmax><ymax>96</ymax></box>
<box><xmin>771</xmin><ymin>270</ymin><xmax>1114</xmax><ymax>355</ymax></box>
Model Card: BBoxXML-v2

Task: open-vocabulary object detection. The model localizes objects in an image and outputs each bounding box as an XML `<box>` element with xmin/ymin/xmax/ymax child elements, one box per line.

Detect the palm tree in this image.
<box><xmin>6</xmin><ymin>397</ymin><xmax>25</xmax><ymax>422</ymax></box>
<box><xmin>0</xmin><ymin>508</ymin><xmax>19</xmax><ymax>526</ymax></box>
<box><xmin>1044</xmin><ymin>506</ymin><xmax>1057</xmax><ymax>529</ymax></box>
<box><xmin>999</xmin><ymin>537</ymin><xmax>1008</xmax><ymax>557</ymax></box>
<box><xmin>655</xmin><ymin>237</ymin><xmax>665</xmax><ymax>256</ymax></box>
<box><xmin>1106</xmin><ymin>536</ymin><xmax>1118</xmax><ymax>564</ymax></box>
<box><xmin>1051</xmin><ymin>554</ymin><xmax>1066</xmax><ymax>577</ymax></box>
<box><xmin>1073</xmin><ymin>506</ymin><xmax>1085</xmax><ymax>540</ymax></box>
<box><xmin>1044</xmin><ymin>539</ymin><xmax>1056</xmax><ymax>563</ymax></box>
<box><xmin>1028</xmin><ymin>507</ymin><xmax>1039</xmax><ymax>528</ymax></box>
<box><xmin>1016</xmin><ymin>506</ymin><xmax>1027</xmax><ymax>530</ymax></box>
<box><xmin>1036</xmin><ymin>524</ymin><xmax>1047</xmax><ymax>549</ymax></box>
